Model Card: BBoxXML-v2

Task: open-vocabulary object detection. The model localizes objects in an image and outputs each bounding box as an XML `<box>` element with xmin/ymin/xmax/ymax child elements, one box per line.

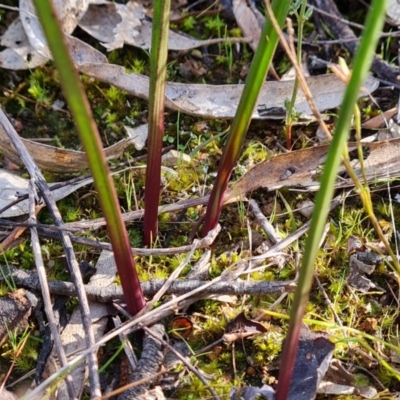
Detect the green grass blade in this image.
<box><xmin>143</xmin><ymin>0</ymin><xmax>171</xmax><ymax>245</ymax></box>
<box><xmin>202</xmin><ymin>0</ymin><xmax>292</xmax><ymax>236</ymax></box>
<box><xmin>32</xmin><ymin>0</ymin><xmax>145</xmax><ymax>315</ymax></box>
<box><xmin>275</xmin><ymin>1</ymin><xmax>388</xmax><ymax>398</ymax></box>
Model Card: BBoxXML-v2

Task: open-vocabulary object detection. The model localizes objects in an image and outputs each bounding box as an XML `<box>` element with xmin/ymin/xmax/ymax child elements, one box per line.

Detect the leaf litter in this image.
<box><xmin>1</xmin><ymin>0</ymin><xmax>400</xmax><ymax>399</ymax></box>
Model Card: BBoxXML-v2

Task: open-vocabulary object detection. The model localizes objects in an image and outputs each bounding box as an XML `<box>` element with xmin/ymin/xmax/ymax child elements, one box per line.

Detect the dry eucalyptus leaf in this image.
<box><xmin>124</xmin><ymin>123</ymin><xmax>148</xmax><ymax>151</ymax></box>
<box><xmin>66</xmin><ymin>35</ymin><xmax>108</xmax><ymax>65</ymax></box>
<box><xmin>226</xmin><ymin>138</ymin><xmax>400</xmax><ymax>202</ymax></box>
<box><xmin>230</xmin><ymin>385</ymin><xmax>275</xmax><ymax>400</ymax></box>
<box><xmin>79</xmin><ymin>0</ymin><xmax>245</xmax><ymax>51</ymax></box>
<box><xmin>318</xmin><ymin>382</ymin><xmax>378</xmax><ymax>399</ymax></box>
<box><xmin>387</xmin><ymin>0</ymin><xmax>400</xmax><ymax>25</ymax></box>
<box><xmin>78</xmin><ymin>2</ymin><xmax>122</xmax><ymax>43</ymax></box>
<box><xmin>287</xmin><ymin>327</ymin><xmax>335</xmax><ymax>400</ymax></box>
<box><xmin>1</xmin><ymin>0</ymin><xmax>103</xmax><ymax>70</ymax></box>
<box><xmin>49</xmin><ymin>250</ymin><xmax>116</xmax><ymax>399</ymax></box>
<box><xmin>19</xmin><ymin>0</ymin><xmax>90</xmax><ymax>58</ymax></box>
<box><xmin>0</xmin><ymin>169</ymin><xmax>95</xmax><ymax>218</ymax></box>
<box><xmin>362</xmin><ymin>107</ymin><xmax>397</xmax><ymax>129</ymax></box>
<box><xmin>232</xmin><ymin>0</ymin><xmax>262</xmax><ymax>51</ymax></box>
<box><xmin>347</xmin><ymin>252</ymin><xmax>383</xmax><ymax>292</ymax></box>
<box><xmin>136</xmin><ymin>18</ymin><xmax>246</xmax><ymax>51</ymax></box>
<box><xmin>353</xmin><ymin>138</ymin><xmax>400</xmax><ymax>181</ymax></box>
<box><xmin>78</xmin><ymin>63</ymin><xmax>379</xmax><ymax>119</ymax></box>
<box><xmin>1</xmin><ymin>18</ymin><xmax>107</xmax><ymax>69</ymax></box>
<box><xmin>79</xmin><ymin>1</ymin><xmax>144</xmax><ymax>51</ymax></box>
<box><xmin>63</xmin><ymin>137</ymin><xmax>400</xmax><ymax>231</ymax></box>
<box><xmin>0</xmin><ymin>121</ymin><xmax>135</xmax><ymax>173</ymax></box>
<box><xmin>0</xmin><ymin>18</ymin><xmax>48</xmax><ymax>70</ymax></box>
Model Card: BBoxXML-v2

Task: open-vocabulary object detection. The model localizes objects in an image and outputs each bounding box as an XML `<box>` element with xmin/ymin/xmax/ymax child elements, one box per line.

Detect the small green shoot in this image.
<box><xmin>0</xmin><ymin>324</ymin><xmax>33</xmax><ymax>391</ymax></box>
<box><xmin>0</xmin><ymin>251</ymin><xmax>16</xmax><ymax>291</ymax></box>
<box><xmin>284</xmin><ymin>0</ymin><xmax>313</xmax><ymax>149</ymax></box>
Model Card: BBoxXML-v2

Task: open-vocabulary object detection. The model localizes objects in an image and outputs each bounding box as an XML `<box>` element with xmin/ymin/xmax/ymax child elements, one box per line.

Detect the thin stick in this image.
<box><xmin>249</xmin><ymin>199</ymin><xmax>282</xmax><ymax>244</ymax></box>
<box><xmin>33</xmin><ymin>222</ymin><xmax>219</xmax><ymax>256</ymax></box>
<box><xmin>28</xmin><ymin>180</ymin><xmax>77</xmax><ymax>399</ymax></box>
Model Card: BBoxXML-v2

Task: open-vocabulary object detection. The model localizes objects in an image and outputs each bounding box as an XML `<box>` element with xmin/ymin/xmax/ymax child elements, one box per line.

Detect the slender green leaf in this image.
<box><xmin>143</xmin><ymin>0</ymin><xmax>171</xmax><ymax>245</ymax></box>
<box><xmin>276</xmin><ymin>1</ymin><xmax>388</xmax><ymax>398</ymax></box>
<box><xmin>202</xmin><ymin>0</ymin><xmax>292</xmax><ymax>236</ymax></box>
<box><xmin>32</xmin><ymin>0</ymin><xmax>145</xmax><ymax>315</ymax></box>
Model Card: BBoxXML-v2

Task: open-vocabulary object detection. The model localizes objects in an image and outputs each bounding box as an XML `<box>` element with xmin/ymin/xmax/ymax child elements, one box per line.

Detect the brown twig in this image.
<box><xmin>1</xmin><ymin>265</ymin><xmax>295</xmax><ymax>301</ymax></box>
<box><xmin>35</xmin><ymin>220</ymin><xmax>219</xmax><ymax>256</ymax></box>
<box><xmin>28</xmin><ymin>180</ymin><xmax>77</xmax><ymax>399</ymax></box>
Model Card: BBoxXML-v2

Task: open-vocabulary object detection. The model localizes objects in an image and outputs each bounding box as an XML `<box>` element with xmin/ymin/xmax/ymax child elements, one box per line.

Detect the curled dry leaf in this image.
<box><xmin>226</xmin><ymin>138</ymin><xmax>400</xmax><ymax>202</ymax></box>
<box><xmin>78</xmin><ymin>63</ymin><xmax>379</xmax><ymax>119</ymax></box>
<box><xmin>1</xmin><ymin>0</ymin><xmax>105</xmax><ymax>69</ymax></box>
<box><xmin>287</xmin><ymin>327</ymin><xmax>335</xmax><ymax>400</ymax></box>
<box><xmin>0</xmin><ymin>18</ymin><xmax>48</xmax><ymax>70</ymax></box>
<box><xmin>79</xmin><ymin>0</ymin><xmax>246</xmax><ymax>52</ymax></box>
<box><xmin>1</xmin><ymin>0</ymin><xmax>245</xmax><ymax>68</ymax></box>
<box><xmin>387</xmin><ymin>0</ymin><xmax>400</xmax><ymax>25</ymax></box>
<box><xmin>319</xmin><ymin>360</ymin><xmax>378</xmax><ymax>400</ymax></box>
<box><xmin>0</xmin><ymin>122</ymin><xmax>147</xmax><ymax>173</ymax></box>
<box><xmin>79</xmin><ymin>1</ymin><xmax>143</xmax><ymax>51</ymax></box>
<box><xmin>232</xmin><ymin>0</ymin><xmax>262</xmax><ymax>51</ymax></box>
<box><xmin>0</xmin><ymin>27</ymin><xmax>107</xmax><ymax>70</ymax></box>
<box><xmin>347</xmin><ymin>251</ymin><xmax>383</xmax><ymax>292</ymax></box>
<box><xmin>19</xmin><ymin>0</ymin><xmax>90</xmax><ymax>58</ymax></box>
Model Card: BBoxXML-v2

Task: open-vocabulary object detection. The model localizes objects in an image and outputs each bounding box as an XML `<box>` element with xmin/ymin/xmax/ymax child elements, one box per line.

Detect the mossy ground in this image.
<box><xmin>1</xmin><ymin>1</ymin><xmax>400</xmax><ymax>398</ymax></box>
